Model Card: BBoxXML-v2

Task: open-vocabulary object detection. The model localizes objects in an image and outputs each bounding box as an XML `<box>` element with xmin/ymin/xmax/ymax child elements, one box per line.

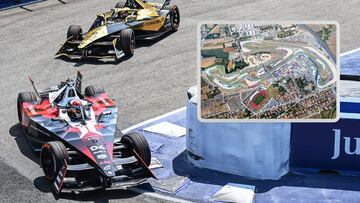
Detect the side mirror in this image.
<box><xmin>98</xmin><ymin>111</ymin><xmax>112</xmax><ymax>122</ymax></box>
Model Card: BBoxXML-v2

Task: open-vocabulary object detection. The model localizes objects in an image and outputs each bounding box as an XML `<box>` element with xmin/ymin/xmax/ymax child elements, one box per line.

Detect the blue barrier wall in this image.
<box><xmin>186</xmin><ymin>97</ymin><xmax>291</xmax><ymax>180</ymax></box>
<box><xmin>291</xmin><ymin>115</ymin><xmax>360</xmax><ymax>173</ymax></box>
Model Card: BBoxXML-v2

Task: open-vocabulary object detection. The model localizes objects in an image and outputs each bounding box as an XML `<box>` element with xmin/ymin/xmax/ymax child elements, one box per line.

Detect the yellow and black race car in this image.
<box><xmin>56</xmin><ymin>0</ymin><xmax>179</xmax><ymax>60</ymax></box>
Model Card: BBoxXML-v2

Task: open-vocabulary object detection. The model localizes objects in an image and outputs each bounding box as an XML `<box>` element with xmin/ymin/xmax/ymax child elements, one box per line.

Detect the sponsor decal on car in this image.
<box><xmin>97</xmin><ymin>154</ymin><xmax>108</xmax><ymax>159</ymax></box>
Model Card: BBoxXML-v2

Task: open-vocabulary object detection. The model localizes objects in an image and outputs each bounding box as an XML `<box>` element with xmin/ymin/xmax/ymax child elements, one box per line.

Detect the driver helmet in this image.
<box><xmin>67</xmin><ymin>99</ymin><xmax>82</xmax><ymax>120</ymax></box>
<box><xmin>70</xmin><ymin>99</ymin><xmax>82</xmax><ymax>106</ymax></box>
<box><xmin>128</xmin><ymin>0</ymin><xmax>138</xmax><ymax>8</ymax></box>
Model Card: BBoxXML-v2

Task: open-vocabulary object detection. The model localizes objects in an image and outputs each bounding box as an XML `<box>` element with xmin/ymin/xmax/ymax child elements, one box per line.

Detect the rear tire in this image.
<box><xmin>164</xmin><ymin>5</ymin><xmax>180</xmax><ymax>31</ymax></box>
<box><xmin>121</xmin><ymin>132</ymin><xmax>151</xmax><ymax>166</ymax></box>
<box><xmin>40</xmin><ymin>141</ymin><xmax>69</xmax><ymax>181</ymax></box>
<box><xmin>118</xmin><ymin>28</ymin><xmax>135</xmax><ymax>57</ymax></box>
<box><xmin>17</xmin><ymin>92</ymin><xmax>37</xmax><ymax>124</ymax></box>
<box><xmin>84</xmin><ymin>85</ymin><xmax>105</xmax><ymax>97</ymax></box>
<box><xmin>115</xmin><ymin>1</ymin><xmax>126</xmax><ymax>8</ymax></box>
<box><xmin>67</xmin><ymin>25</ymin><xmax>82</xmax><ymax>41</ymax></box>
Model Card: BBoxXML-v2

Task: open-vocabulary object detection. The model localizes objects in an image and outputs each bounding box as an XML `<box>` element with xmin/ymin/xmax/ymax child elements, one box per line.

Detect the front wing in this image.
<box><xmin>58</xmin><ymin>154</ymin><xmax>154</xmax><ymax>193</ymax></box>
<box><xmin>56</xmin><ymin>38</ymin><xmax>122</xmax><ymax>60</ymax></box>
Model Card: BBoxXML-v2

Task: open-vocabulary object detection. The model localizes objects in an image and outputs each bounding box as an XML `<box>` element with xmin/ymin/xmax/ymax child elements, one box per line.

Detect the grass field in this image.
<box><xmin>253</xmin><ymin>93</ymin><xmax>266</xmax><ymax>105</ymax></box>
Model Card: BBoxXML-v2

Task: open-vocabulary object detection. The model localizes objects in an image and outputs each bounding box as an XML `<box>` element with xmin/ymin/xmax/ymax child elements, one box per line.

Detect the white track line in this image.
<box><xmin>341</xmin><ymin>48</ymin><xmax>360</xmax><ymax>57</ymax></box>
<box><xmin>128</xmin><ymin>187</ymin><xmax>193</xmax><ymax>203</ymax></box>
<box><xmin>122</xmin><ymin>106</ymin><xmax>186</xmax><ymax>134</ymax></box>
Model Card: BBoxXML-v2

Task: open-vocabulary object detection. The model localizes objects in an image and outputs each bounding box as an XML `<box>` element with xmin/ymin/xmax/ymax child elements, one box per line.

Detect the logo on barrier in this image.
<box><xmin>331</xmin><ymin>129</ymin><xmax>360</xmax><ymax>159</ymax></box>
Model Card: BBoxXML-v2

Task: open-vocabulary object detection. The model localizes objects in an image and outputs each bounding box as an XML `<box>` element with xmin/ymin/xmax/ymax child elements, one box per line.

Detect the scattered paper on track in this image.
<box><xmin>210</xmin><ymin>183</ymin><xmax>255</xmax><ymax>203</ymax></box>
<box><xmin>150</xmin><ymin>176</ymin><xmax>190</xmax><ymax>194</ymax></box>
<box><xmin>143</xmin><ymin>121</ymin><xmax>186</xmax><ymax>138</ymax></box>
<box><xmin>149</xmin><ymin>157</ymin><xmax>163</xmax><ymax>169</ymax></box>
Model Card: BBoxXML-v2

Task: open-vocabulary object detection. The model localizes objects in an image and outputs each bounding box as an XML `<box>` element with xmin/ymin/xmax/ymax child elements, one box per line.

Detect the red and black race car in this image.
<box><xmin>17</xmin><ymin>72</ymin><xmax>155</xmax><ymax>194</ymax></box>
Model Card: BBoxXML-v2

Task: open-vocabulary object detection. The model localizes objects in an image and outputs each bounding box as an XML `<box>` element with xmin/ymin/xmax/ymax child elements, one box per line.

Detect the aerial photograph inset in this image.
<box><xmin>200</xmin><ymin>23</ymin><xmax>337</xmax><ymax>120</ymax></box>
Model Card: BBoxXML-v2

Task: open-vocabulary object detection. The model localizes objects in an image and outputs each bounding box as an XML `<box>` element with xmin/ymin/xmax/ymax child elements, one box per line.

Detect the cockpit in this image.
<box><xmin>66</xmin><ymin>99</ymin><xmax>92</xmax><ymax>122</ymax></box>
<box><xmin>124</xmin><ymin>0</ymin><xmax>145</xmax><ymax>9</ymax></box>
<box><xmin>50</xmin><ymin>80</ymin><xmax>94</xmax><ymax>124</ymax></box>
<box><xmin>89</xmin><ymin>9</ymin><xmax>138</xmax><ymax>30</ymax></box>
<box><xmin>110</xmin><ymin>9</ymin><xmax>138</xmax><ymax>23</ymax></box>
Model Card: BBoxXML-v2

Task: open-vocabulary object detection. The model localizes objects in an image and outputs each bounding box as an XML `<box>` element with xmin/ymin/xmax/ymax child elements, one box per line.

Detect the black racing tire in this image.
<box><xmin>115</xmin><ymin>1</ymin><xmax>126</xmax><ymax>8</ymax></box>
<box><xmin>84</xmin><ymin>85</ymin><xmax>105</xmax><ymax>97</ymax></box>
<box><xmin>118</xmin><ymin>28</ymin><xmax>135</xmax><ymax>57</ymax></box>
<box><xmin>121</xmin><ymin>132</ymin><xmax>151</xmax><ymax>166</ymax></box>
<box><xmin>67</xmin><ymin>25</ymin><xmax>83</xmax><ymax>41</ymax></box>
<box><xmin>40</xmin><ymin>141</ymin><xmax>69</xmax><ymax>181</ymax></box>
<box><xmin>17</xmin><ymin>92</ymin><xmax>37</xmax><ymax>124</ymax></box>
<box><xmin>164</xmin><ymin>4</ymin><xmax>180</xmax><ymax>31</ymax></box>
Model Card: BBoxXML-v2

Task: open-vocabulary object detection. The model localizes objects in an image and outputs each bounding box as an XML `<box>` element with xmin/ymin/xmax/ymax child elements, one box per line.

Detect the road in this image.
<box><xmin>301</xmin><ymin>24</ymin><xmax>337</xmax><ymax>63</ymax></box>
<box><xmin>0</xmin><ymin>0</ymin><xmax>360</xmax><ymax>202</ymax></box>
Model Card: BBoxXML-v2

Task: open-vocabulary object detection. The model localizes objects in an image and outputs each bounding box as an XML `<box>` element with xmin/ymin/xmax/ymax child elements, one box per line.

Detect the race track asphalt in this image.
<box><xmin>0</xmin><ymin>0</ymin><xmax>360</xmax><ymax>202</ymax></box>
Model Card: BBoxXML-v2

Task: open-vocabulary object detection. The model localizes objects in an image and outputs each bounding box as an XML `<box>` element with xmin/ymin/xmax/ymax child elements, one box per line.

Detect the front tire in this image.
<box><xmin>165</xmin><ymin>5</ymin><xmax>180</xmax><ymax>31</ymax></box>
<box><xmin>67</xmin><ymin>25</ymin><xmax>82</xmax><ymax>41</ymax></box>
<box><xmin>117</xmin><ymin>28</ymin><xmax>135</xmax><ymax>57</ymax></box>
<box><xmin>121</xmin><ymin>132</ymin><xmax>151</xmax><ymax>166</ymax></box>
<box><xmin>40</xmin><ymin>141</ymin><xmax>69</xmax><ymax>181</ymax></box>
<box><xmin>84</xmin><ymin>85</ymin><xmax>105</xmax><ymax>97</ymax></box>
<box><xmin>17</xmin><ymin>92</ymin><xmax>37</xmax><ymax>125</ymax></box>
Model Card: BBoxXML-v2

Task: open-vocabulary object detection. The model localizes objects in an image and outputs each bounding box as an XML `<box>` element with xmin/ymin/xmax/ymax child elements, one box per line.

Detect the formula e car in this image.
<box><xmin>56</xmin><ymin>0</ymin><xmax>180</xmax><ymax>60</ymax></box>
<box><xmin>17</xmin><ymin>72</ymin><xmax>155</xmax><ymax>194</ymax></box>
